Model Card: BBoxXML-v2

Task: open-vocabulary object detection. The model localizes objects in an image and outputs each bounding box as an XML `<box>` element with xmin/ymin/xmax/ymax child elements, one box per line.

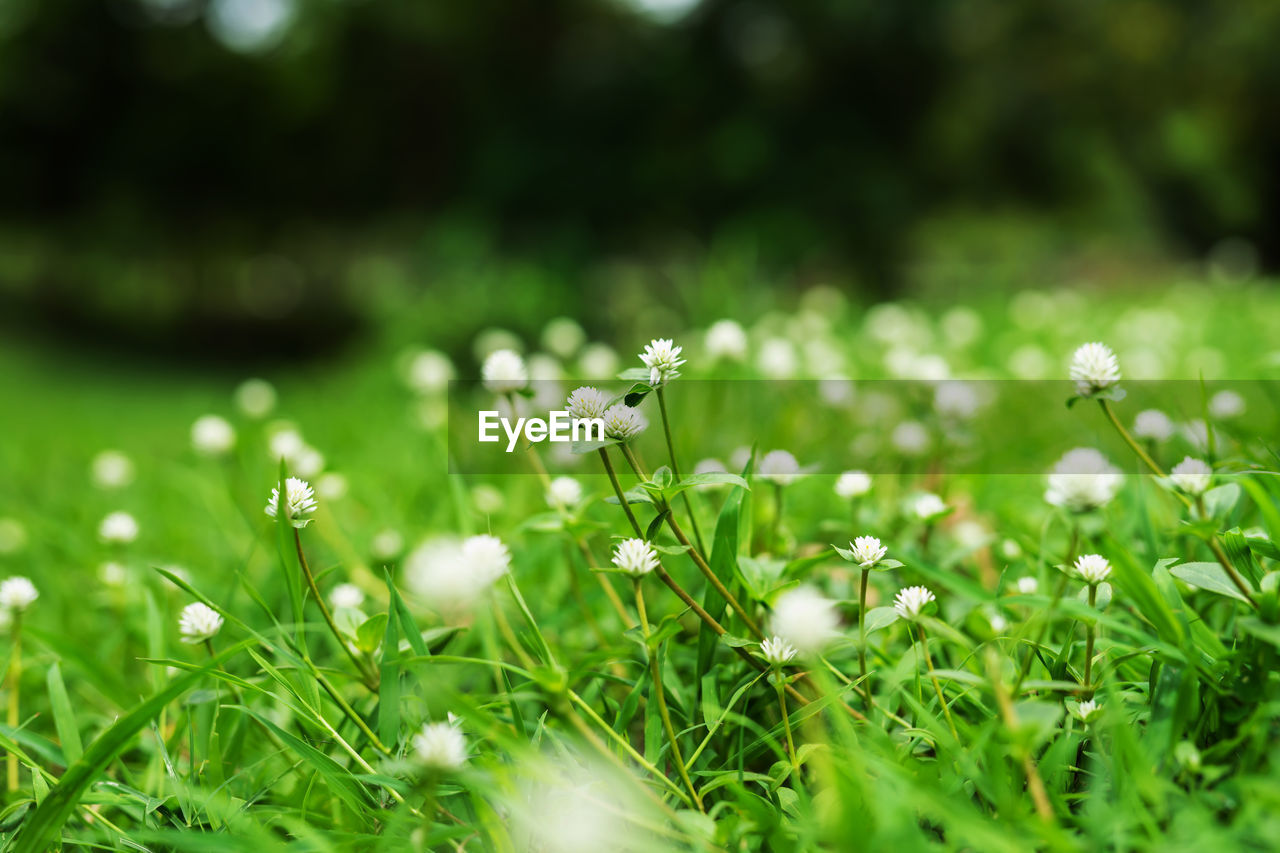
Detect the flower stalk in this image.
<box><xmin>6</xmin><ymin>613</ymin><xmax>21</xmax><ymax>792</ymax></box>
<box><xmin>294</xmin><ymin>529</ymin><xmax>380</xmax><ymax>690</ymax></box>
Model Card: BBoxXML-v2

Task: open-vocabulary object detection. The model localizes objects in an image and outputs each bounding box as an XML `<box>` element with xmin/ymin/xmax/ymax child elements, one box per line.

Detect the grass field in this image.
<box><xmin>4</xmin><ymin>275</ymin><xmax>1280</xmax><ymax>851</ymax></box>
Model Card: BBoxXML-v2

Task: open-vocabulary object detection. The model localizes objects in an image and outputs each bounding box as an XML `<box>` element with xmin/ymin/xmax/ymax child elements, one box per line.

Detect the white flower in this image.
<box><xmin>546</xmin><ymin>476</ymin><xmax>583</xmax><ymax>509</ymax></box>
<box><xmin>705</xmin><ymin>320</ymin><xmax>748</xmax><ymax>361</ymax></box>
<box><xmin>268</xmin><ymin>427</ymin><xmax>306</xmax><ymax>461</ymax></box>
<box><xmin>1209</xmin><ymin>390</ymin><xmax>1245</xmax><ymax>419</ymax></box>
<box><xmin>1044</xmin><ymin>448</ymin><xmax>1122</xmax><ymax>512</ymax></box>
<box><xmin>1181</xmin><ymin>419</ymin><xmax>1210</xmax><ymax>452</ymax></box>
<box><xmin>99</xmin><ymin>561</ymin><xmax>128</xmax><ymax>587</ymax></box>
<box><xmin>911</xmin><ymin>493</ymin><xmax>947</xmax><ymax>522</ymax></box>
<box><xmin>294</xmin><ymin>446</ymin><xmax>326</xmax><ymax>478</ymax></box>
<box><xmin>770</xmin><ymin>586</ymin><xmax>840</xmax><ymax>656</ymax></box>
<box><xmin>541</xmin><ymin>317</ymin><xmax>587</xmax><ymax>358</ymax></box>
<box><xmin>1132</xmin><ymin>409</ymin><xmax>1174</xmax><ymax>442</ymax></box>
<box><xmin>1000</xmin><ymin>539</ymin><xmax>1023</xmax><ymax>560</ymax></box>
<box><xmin>1069</xmin><ymin>342</ymin><xmax>1121</xmax><ymax>396</ymax></box>
<box><xmin>371</xmin><ymin>529</ymin><xmax>405</xmax><ymax>560</ymax></box>
<box><xmin>413</xmin><ymin>721</ymin><xmax>468</xmax><ymax>771</ymax></box>
<box><xmin>462</xmin><ymin>535</ymin><xmax>512</xmax><ymax>584</ymax></box>
<box><xmin>611</xmin><ymin>538</ymin><xmax>659</xmax><ymax>578</ymax></box>
<box><xmin>234</xmin><ymin>378</ymin><xmax>277</xmax><ymax>418</ymax></box>
<box><xmin>264</xmin><ymin>477</ymin><xmax>318</xmax><ymax>528</ymax></box>
<box><xmin>1073</xmin><ymin>554</ymin><xmax>1111</xmax><ymax>585</ymax></box>
<box><xmin>92</xmin><ymin>450</ymin><xmax>134</xmax><ymax>489</ymax></box>
<box><xmin>893</xmin><ymin>585</ymin><xmax>936</xmax><ymax>621</ymax></box>
<box><xmin>987</xmin><ymin>610</ymin><xmax>1008</xmax><ymax>632</ymax></box>
<box><xmin>834</xmin><ymin>470</ymin><xmax>872</xmax><ymax>499</ymax></box>
<box><xmin>316</xmin><ymin>472</ymin><xmax>346</xmax><ymax>500</ymax></box>
<box><xmin>405</xmin><ymin>535</ymin><xmax>510</xmax><ymax>612</ymax></box>
<box><xmin>758</xmin><ymin>450</ymin><xmax>801</xmax><ymax>485</ymax></box>
<box><xmin>0</xmin><ymin>519</ymin><xmax>27</xmax><ymax>555</ymax></box>
<box><xmin>1074</xmin><ymin>699</ymin><xmax>1102</xmax><ymax>723</ymax></box>
<box><xmin>639</xmin><ymin>338</ymin><xmax>685</xmax><ymax>387</ymax></box>
<box><xmin>578</xmin><ymin>343</ymin><xmax>619</xmax><ymax>377</ymax></box>
<box><xmin>601</xmin><ymin>405</ymin><xmax>647</xmax><ymax>441</ymax></box>
<box><xmin>846</xmin><ymin>536</ymin><xmax>887</xmax><ymax>568</ymax></box>
<box><xmin>99</xmin><ymin>511</ymin><xmax>139</xmax><ymax>544</ymax></box>
<box><xmin>407</xmin><ymin>350</ymin><xmax>455</xmax><ymax>394</ymax></box>
<box><xmin>0</xmin><ymin>576</ymin><xmax>38</xmax><ymax>611</ymax></box>
<box><xmin>471</xmin><ymin>484</ymin><xmax>505</xmax><ymax>515</ymax></box>
<box><xmin>1016</xmin><ymin>576</ymin><xmax>1039</xmax><ymax>595</ymax></box>
<box><xmin>178</xmin><ymin>602</ymin><xmax>224</xmax><ymax>644</ymax></box>
<box><xmin>330</xmin><ymin>583</ymin><xmax>365</xmax><ymax>610</ymax></box>
<box><xmin>565</xmin><ymin>386</ymin><xmax>611</xmax><ymax>421</ymax></box>
<box><xmin>481</xmin><ymin>349</ymin><xmax>528</xmax><ymax>394</ymax></box>
<box><xmin>191</xmin><ymin>414</ymin><xmax>236</xmax><ymax>456</ymax></box>
<box><xmin>757</xmin><ymin>338</ymin><xmax>799</xmax><ymax>379</ymax></box>
<box><xmin>934</xmin><ymin>381</ymin><xmax>981</xmax><ymax>420</ymax></box>
<box><xmin>891</xmin><ymin>421</ymin><xmax>931</xmax><ymax>456</ymax></box>
<box><xmin>1169</xmin><ymin>456</ymin><xmax>1213</xmax><ymax>496</ymax></box>
<box><xmin>759</xmin><ymin>635</ymin><xmax>798</xmax><ymax>666</ymax></box>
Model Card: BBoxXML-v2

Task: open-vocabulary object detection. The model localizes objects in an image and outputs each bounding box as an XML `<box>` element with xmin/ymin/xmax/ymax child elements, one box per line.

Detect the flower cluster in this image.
<box><xmin>1069</xmin><ymin>342</ymin><xmax>1121</xmax><ymax>397</ymax></box>
<box><xmin>265</xmin><ymin>477</ymin><xmax>319</xmax><ymax>528</ymax></box>
<box><xmin>639</xmin><ymin>338</ymin><xmax>686</xmax><ymax>387</ymax></box>
<box><xmin>611</xmin><ymin>538</ymin><xmax>659</xmax><ymax>578</ymax></box>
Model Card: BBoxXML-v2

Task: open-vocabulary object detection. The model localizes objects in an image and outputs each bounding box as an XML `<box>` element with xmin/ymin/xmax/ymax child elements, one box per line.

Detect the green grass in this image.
<box><xmin>3</xmin><ymin>275</ymin><xmax>1280</xmax><ymax>850</ymax></box>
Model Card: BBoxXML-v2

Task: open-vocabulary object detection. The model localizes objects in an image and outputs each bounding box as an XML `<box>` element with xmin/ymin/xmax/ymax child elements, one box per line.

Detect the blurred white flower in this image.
<box><xmin>893</xmin><ymin>585</ymin><xmax>935</xmax><ymax>621</ymax></box>
<box><xmin>191</xmin><ymin>414</ymin><xmax>236</xmax><ymax>456</ymax></box>
<box><xmin>92</xmin><ymin>450</ymin><xmax>135</xmax><ymax>489</ymax></box>
<box><xmin>1009</xmin><ymin>344</ymin><xmax>1052</xmax><ymax>379</ymax></box>
<box><xmin>316</xmin><ymin>472</ymin><xmax>347</xmax><ymax>500</ymax></box>
<box><xmin>834</xmin><ymin>470</ymin><xmax>872</xmax><ymax>499</ymax></box>
<box><xmin>694</xmin><ymin>458</ymin><xmax>728</xmax><ymax>475</ymax></box>
<box><xmin>953</xmin><ymin>520</ymin><xmax>989</xmax><ymax>550</ymax></box>
<box><xmin>471</xmin><ymin>484</ymin><xmax>506</xmax><ymax>515</ymax></box>
<box><xmin>1169</xmin><ymin>456</ymin><xmax>1213</xmax><ymax>496</ymax></box>
<box><xmin>705</xmin><ymin>319</ymin><xmax>748</xmax><ymax>361</ymax></box>
<box><xmin>1000</xmin><ymin>539</ymin><xmax>1023</xmax><ymax>560</ymax></box>
<box><xmin>770</xmin><ymin>586</ymin><xmax>839</xmax><ymax>656</ymax></box>
<box><xmin>986</xmin><ymin>610</ymin><xmax>1007</xmax><ymax>632</ymax></box>
<box><xmin>911</xmin><ymin>493</ymin><xmax>947</xmax><ymax>522</ymax></box>
<box><xmin>99</xmin><ymin>511</ymin><xmax>139</xmax><ymax>544</ymax></box>
<box><xmin>234</xmin><ymin>378</ymin><xmax>277</xmax><ymax>418</ymax></box>
<box><xmin>1073</xmin><ymin>554</ymin><xmax>1111</xmax><ymax>585</ymax></box>
<box><xmin>482</xmin><ymin>349</ymin><xmax>528</xmax><ymax>394</ymax></box>
<box><xmin>566</xmin><ymin>386</ymin><xmax>611</xmax><ymax>421</ymax></box>
<box><xmin>1074</xmin><ymin>699</ymin><xmax>1102</xmax><ymax>722</ymax></box>
<box><xmin>578</xmin><ymin>343</ymin><xmax>619</xmax><ymax>378</ymax></box>
<box><xmin>546</xmin><ymin>476</ymin><xmax>583</xmax><ymax>509</ymax></box>
<box><xmin>1209</xmin><ymin>390</ymin><xmax>1245</xmax><ymax>419</ymax></box>
<box><xmin>1180</xmin><ymin>419</ymin><xmax>1210</xmax><ymax>452</ymax></box>
<box><xmin>611</xmin><ymin>538</ymin><xmax>659</xmax><ymax>578</ymax></box>
<box><xmin>1016</xmin><ymin>576</ymin><xmax>1039</xmax><ymax>595</ymax></box>
<box><xmin>463</xmin><ymin>535</ymin><xmax>511</xmax><ymax>582</ymax></box>
<box><xmin>541</xmin><ymin>317</ymin><xmax>587</xmax><ymax>359</ymax></box>
<box><xmin>934</xmin><ymin>381</ymin><xmax>981</xmax><ymax>420</ymax></box>
<box><xmin>268</xmin><ymin>427</ymin><xmax>306</xmax><ymax>461</ymax></box>
<box><xmin>0</xmin><ymin>576</ymin><xmax>38</xmax><ymax>611</ymax></box>
<box><xmin>294</xmin><ymin>446</ymin><xmax>326</xmax><ymax>478</ymax></box>
<box><xmin>527</xmin><ymin>353</ymin><xmax>564</xmax><ymax>383</ymax></box>
<box><xmin>757</xmin><ymin>338</ymin><xmax>799</xmax><ymax>379</ymax></box>
<box><xmin>759</xmin><ymin>635</ymin><xmax>798</xmax><ymax>666</ymax></box>
<box><xmin>264</xmin><ymin>477</ymin><xmax>318</xmax><ymax>528</ymax></box>
<box><xmin>601</xmin><ymin>405</ymin><xmax>647</xmax><ymax>441</ymax></box>
<box><xmin>473</xmin><ymin>328</ymin><xmax>522</xmax><ymax>361</ymax></box>
<box><xmin>846</xmin><ymin>535</ymin><xmax>887</xmax><ymax>568</ymax></box>
<box><xmin>413</xmin><ymin>721</ymin><xmax>467</xmax><ymax>771</ymax></box>
<box><xmin>639</xmin><ymin>338</ymin><xmax>685</xmax><ymax>387</ymax></box>
<box><xmin>99</xmin><ymin>561</ymin><xmax>128</xmax><ymax>587</ymax></box>
<box><xmin>1044</xmin><ymin>448</ymin><xmax>1122</xmax><ymax>512</ymax></box>
<box><xmin>406</xmin><ymin>534</ymin><xmax>510</xmax><ymax>612</ymax></box>
<box><xmin>758</xmin><ymin>450</ymin><xmax>800</xmax><ymax>485</ymax></box>
<box><xmin>1133</xmin><ymin>409</ymin><xmax>1175</xmax><ymax>442</ymax></box>
<box><xmin>941</xmin><ymin>306</ymin><xmax>983</xmax><ymax>347</ymax></box>
<box><xmin>0</xmin><ymin>519</ymin><xmax>26</xmax><ymax>555</ymax></box>
<box><xmin>406</xmin><ymin>350</ymin><xmax>455</xmax><ymax>395</ymax></box>
<box><xmin>330</xmin><ymin>583</ymin><xmax>365</xmax><ymax>610</ymax></box>
<box><xmin>178</xmin><ymin>602</ymin><xmax>224</xmax><ymax>644</ymax></box>
<box><xmin>891</xmin><ymin>421</ymin><xmax>931</xmax><ymax>456</ymax></box>
<box><xmin>1069</xmin><ymin>342</ymin><xmax>1121</xmax><ymax>396</ymax></box>
<box><xmin>371</xmin><ymin>528</ymin><xmax>405</xmax><ymax>560</ymax></box>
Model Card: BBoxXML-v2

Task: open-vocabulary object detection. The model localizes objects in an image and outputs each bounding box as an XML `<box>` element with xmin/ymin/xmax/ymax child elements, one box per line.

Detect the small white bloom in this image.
<box><xmin>987</xmin><ymin>610</ymin><xmax>1008</xmax><ymax>632</ymax></box>
<box><xmin>264</xmin><ymin>477</ymin><xmax>318</xmax><ymax>528</ymax></box>
<box><xmin>99</xmin><ymin>561</ymin><xmax>128</xmax><ymax>587</ymax></box>
<box><xmin>759</xmin><ymin>635</ymin><xmax>798</xmax><ymax>666</ymax></box>
<box><xmin>893</xmin><ymin>585</ymin><xmax>936</xmax><ymax>621</ymax></box>
<box><xmin>1181</xmin><ymin>419</ymin><xmax>1210</xmax><ymax>452</ymax></box>
<box><xmin>316</xmin><ymin>471</ymin><xmax>346</xmax><ymax>500</ymax></box>
<box><xmin>1074</xmin><ymin>699</ymin><xmax>1102</xmax><ymax>723</ymax></box>
<box><xmin>191</xmin><ymin>414</ymin><xmax>236</xmax><ymax>456</ymax></box>
<box><xmin>1073</xmin><ymin>554</ymin><xmax>1111</xmax><ymax>585</ymax></box>
<box><xmin>234</xmin><ymin>378</ymin><xmax>277</xmax><ymax>418</ymax></box>
<box><xmin>1133</xmin><ymin>409</ymin><xmax>1175</xmax><ymax>442</ymax></box>
<box><xmin>481</xmin><ymin>349</ymin><xmax>528</xmax><ymax>394</ymax></box>
<box><xmin>371</xmin><ymin>529</ymin><xmax>405</xmax><ymax>560</ymax></box>
<box><xmin>601</xmin><ymin>404</ymin><xmax>647</xmax><ymax>441</ymax></box>
<box><xmin>1169</xmin><ymin>456</ymin><xmax>1213</xmax><ymax>496</ymax></box>
<box><xmin>565</xmin><ymin>386</ymin><xmax>611</xmax><ymax>421</ymax></box>
<box><xmin>541</xmin><ymin>317</ymin><xmax>587</xmax><ymax>358</ymax></box>
<box><xmin>834</xmin><ymin>470</ymin><xmax>872</xmax><ymax>499</ymax></box>
<box><xmin>611</xmin><ymin>538</ymin><xmax>659</xmax><ymax>578</ymax></box>
<box><xmin>471</xmin><ymin>484</ymin><xmax>506</xmax><ymax>515</ymax></box>
<box><xmin>178</xmin><ymin>602</ymin><xmax>224</xmax><ymax>644</ymax></box>
<box><xmin>1069</xmin><ymin>342</ymin><xmax>1121</xmax><ymax>396</ymax></box>
<box><xmin>294</xmin><ymin>446</ymin><xmax>326</xmax><ymax>478</ymax></box>
<box><xmin>757</xmin><ymin>338</ymin><xmax>799</xmax><ymax>379</ymax></box>
<box><xmin>577</xmin><ymin>343</ymin><xmax>619</xmax><ymax>378</ymax></box>
<box><xmin>99</xmin><ymin>511</ymin><xmax>139</xmax><ymax>544</ymax></box>
<box><xmin>1209</xmin><ymin>390</ymin><xmax>1245</xmax><ymax>419</ymax></box>
<box><xmin>407</xmin><ymin>350</ymin><xmax>455</xmax><ymax>395</ymax></box>
<box><xmin>758</xmin><ymin>450</ymin><xmax>801</xmax><ymax>485</ymax></box>
<box><xmin>330</xmin><ymin>583</ymin><xmax>365</xmax><ymax>610</ymax></box>
<box><xmin>1045</xmin><ymin>448</ymin><xmax>1122</xmax><ymax>512</ymax></box>
<box><xmin>639</xmin><ymin>338</ymin><xmax>686</xmax><ymax>387</ymax></box>
<box><xmin>546</xmin><ymin>476</ymin><xmax>583</xmax><ymax>509</ymax></box>
<box><xmin>891</xmin><ymin>421</ymin><xmax>931</xmax><ymax>456</ymax></box>
<box><xmin>0</xmin><ymin>576</ymin><xmax>38</xmax><ymax>611</ymax></box>
<box><xmin>911</xmin><ymin>493</ymin><xmax>948</xmax><ymax>522</ymax></box>
<box><xmin>92</xmin><ymin>450</ymin><xmax>135</xmax><ymax>489</ymax></box>
<box><xmin>268</xmin><ymin>427</ymin><xmax>306</xmax><ymax>461</ymax></box>
<box><xmin>934</xmin><ymin>381</ymin><xmax>981</xmax><ymax>420</ymax></box>
<box><xmin>705</xmin><ymin>320</ymin><xmax>748</xmax><ymax>361</ymax></box>
<box><xmin>462</xmin><ymin>535</ymin><xmax>512</xmax><ymax>584</ymax></box>
<box><xmin>1001</xmin><ymin>538</ymin><xmax>1023</xmax><ymax>560</ymax></box>
<box><xmin>846</xmin><ymin>535</ymin><xmax>887</xmax><ymax>568</ymax></box>
<box><xmin>0</xmin><ymin>519</ymin><xmax>27</xmax><ymax>555</ymax></box>
<box><xmin>1016</xmin><ymin>576</ymin><xmax>1039</xmax><ymax>595</ymax></box>
<box><xmin>769</xmin><ymin>586</ymin><xmax>840</xmax><ymax>656</ymax></box>
<box><xmin>413</xmin><ymin>721</ymin><xmax>468</xmax><ymax>771</ymax></box>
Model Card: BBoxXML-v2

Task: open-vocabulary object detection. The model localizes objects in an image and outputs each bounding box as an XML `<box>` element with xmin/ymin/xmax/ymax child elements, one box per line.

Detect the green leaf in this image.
<box><xmin>719</xmin><ymin>634</ymin><xmax>754</xmax><ymax>649</ymax></box>
<box><xmin>863</xmin><ymin>607</ymin><xmax>900</xmax><ymax>635</ymax></box>
<box><xmin>355</xmin><ymin>614</ymin><xmax>388</xmax><ymax>653</ymax></box>
<box><xmin>651</xmin><ymin>466</ymin><xmax>674</xmax><ymax>490</ymax></box>
<box><xmin>666</xmin><ymin>472</ymin><xmax>751</xmax><ymax>496</ymax></box>
<box><xmin>1204</xmin><ymin>483</ymin><xmax>1241</xmax><ymax>520</ymax></box>
<box><xmin>46</xmin><ymin>662</ymin><xmax>82</xmax><ymax>766</ymax></box>
<box><xmin>239</xmin><ymin>709</ymin><xmax>376</xmax><ymax>817</ymax></box>
<box><xmin>1169</xmin><ymin>561</ymin><xmax>1253</xmax><ymax>603</ymax></box>
<box><xmin>379</xmin><ymin>601</ymin><xmax>402</xmax><ymax>748</ymax></box>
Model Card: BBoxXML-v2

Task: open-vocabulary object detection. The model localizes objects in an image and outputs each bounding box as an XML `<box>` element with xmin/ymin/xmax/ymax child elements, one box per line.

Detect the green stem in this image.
<box><xmin>858</xmin><ymin>569</ymin><xmax>872</xmax><ymax>714</ymax></box>
<box><xmin>775</xmin><ymin>675</ymin><xmax>799</xmax><ymax>776</ymax></box>
<box><xmin>599</xmin><ymin>448</ymin><xmax>643</xmax><ymax>536</ymax></box>
<box><xmin>294</xmin><ymin>530</ymin><xmax>380</xmax><ymax>690</ymax></box>
<box><xmin>635</xmin><ymin>580</ymin><xmax>704</xmax><ymax>812</ymax></box>
<box><xmin>918</xmin><ymin>625</ymin><xmax>958</xmax><ymax>739</ymax></box>
<box><xmin>1084</xmin><ymin>583</ymin><xmax>1097</xmax><ymax>694</ymax></box>
<box><xmin>7</xmin><ymin>613</ymin><xmax>21</xmax><ymax>792</ymax></box>
<box><xmin>656</xmin><ymin>387</ymin><xmax>705</xmax><ymax>554</ymax></box>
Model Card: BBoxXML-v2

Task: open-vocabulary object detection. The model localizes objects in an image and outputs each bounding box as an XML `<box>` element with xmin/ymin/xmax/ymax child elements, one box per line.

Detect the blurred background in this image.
<box><xmin>1</xmin><ymin>0</ymin><xmax>1278</xmax><ymax>367</ymax></box>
